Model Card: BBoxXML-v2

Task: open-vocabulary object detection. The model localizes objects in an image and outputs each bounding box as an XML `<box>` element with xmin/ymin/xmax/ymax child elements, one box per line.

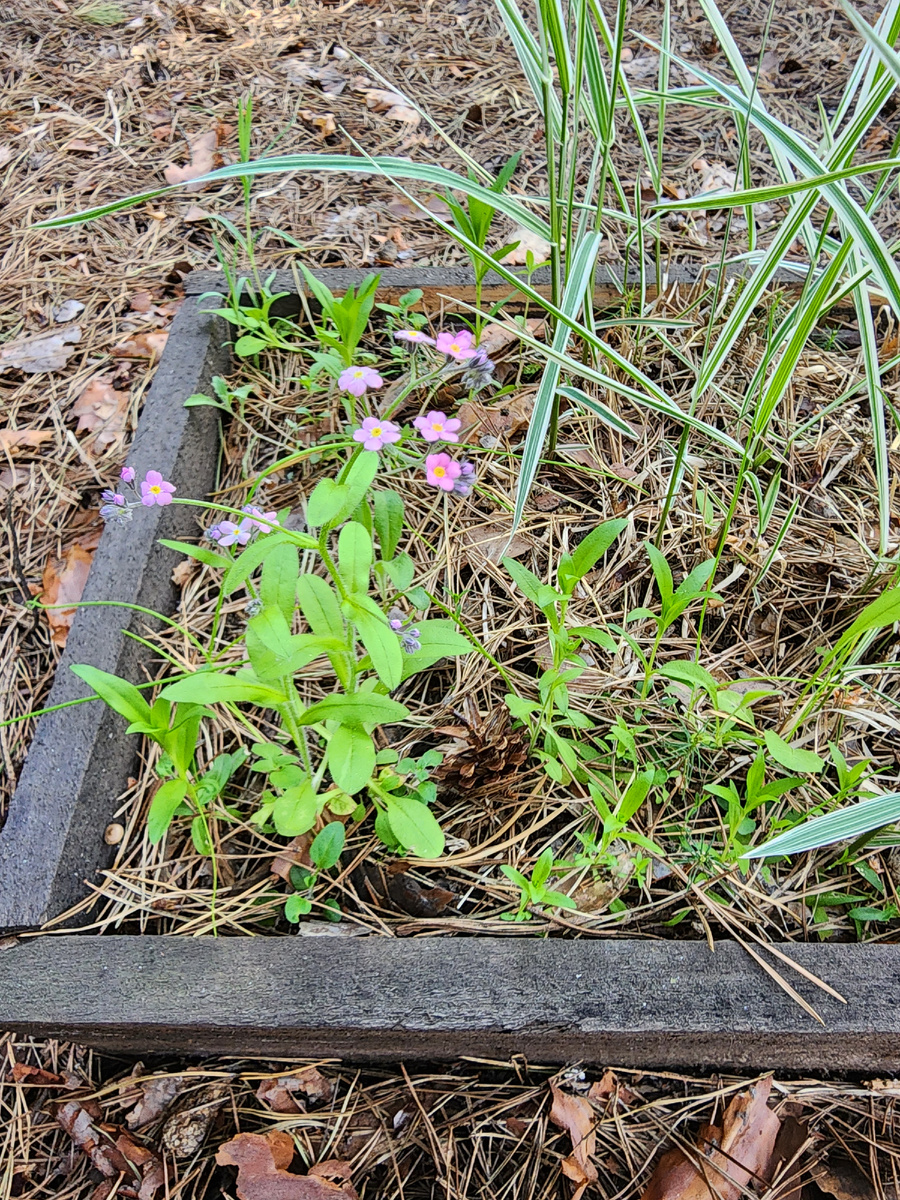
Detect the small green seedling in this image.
<box><xmin>500</xmin><ymin>846</ymin><xmax>577</xmax><ymax>922</ymax></box>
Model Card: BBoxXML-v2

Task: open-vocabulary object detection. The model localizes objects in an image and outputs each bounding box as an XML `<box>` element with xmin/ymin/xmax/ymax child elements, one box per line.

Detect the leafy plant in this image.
<box><xmin>500</xmin><ymin>846</ymin><xmax>577</xmax><ymax>921</ymax></box>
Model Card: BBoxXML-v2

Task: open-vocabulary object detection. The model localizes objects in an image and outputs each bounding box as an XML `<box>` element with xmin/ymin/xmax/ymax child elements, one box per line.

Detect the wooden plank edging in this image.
<box><xmin>0</xmin><ymin>935</ymin><xmax>897</xmax><ymax>1067</ymax></box>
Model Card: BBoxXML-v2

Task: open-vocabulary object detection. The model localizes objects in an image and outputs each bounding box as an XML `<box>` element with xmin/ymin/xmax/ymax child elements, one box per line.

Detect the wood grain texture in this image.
<box><xmin>1</xmin><ymin>936</ymin><xmax>897</xmax><ymax>1067</ymax></box>
<box><xmin>0</xmin><ymin>301</ymin><xmax>229</xmax><ymax>931</ymax></box>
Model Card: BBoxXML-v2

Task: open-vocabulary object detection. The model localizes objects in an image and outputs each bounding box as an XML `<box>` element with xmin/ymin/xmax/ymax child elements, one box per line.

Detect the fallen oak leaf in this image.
<box><xmin>300</xmin><ymin>110</ymin><xmax>338</xmax><ymax>140</ymax></box>
<box><xmin>364</xmin><ymin>88</ymin><xmax>420</xmax><ymax>125</ymax></box>
<box><xmin>72</xmin><ymin>378</ymin><xmax>130</xmax><ymax>452</ymax></box>
<box><xmin>56</xmin><ymin>1100</ymin><xmax>140</xmax><ymax>1180</ymax></box>
<box><xmin>0</xmin><ymin>325</ymin><xmax>81</xmax><ymax>374</ymax></box>
<box><xmin>500</xmin><ymin>228</ymin><xmax>552</xmax><ymax>265</ymax></box>
<box><xmin>256</xmin><ymin>1066</ymin><xmax>333</xmax><ymax>1114</ymax></box>
<box><xmin>125</xmin><ymin>1074</ymin><xmax>186</xmax><ymax>1129</ymax></box>
<box><xmin>10</xmin><ymin>1062</ymin><xmax>70</xmax><ymax>1087</ymax></box>
<box><xmin>216</xmin><ymin>1131</ymin><xmax>357</xmax><ymax>1200</ymax></box>
<box><xmin>112</xmin><ymin>330</ymin><xmax>168</xmax><ymax>360</ymax></box>
<box><xmin>458</xmin><ymin>521</ymin><xmax>532</xmax><ymax>566</ymax></box>
<box><xmin>550</xmin><ymin>1083</ymin><xmax>598</xmax><ymax>1200</ymax></box>
<box><xmin>640</xmin><ymin>1076</ymin><xmax>781</xmax><ymax>1200</ymax></box>
<box><xmin>41</xmin><ymin>541</ymin><xmax>96</xmax><ymax>648</ymax></box>
<box><xmin>163</xmin><ymin>129</ymin><xmax>221</xmax><ymax>192</ymax></box>
<box><xmin>0</xmin><ymin>428</ymin><xmax>53</xmax><ymax>453</ymax></box>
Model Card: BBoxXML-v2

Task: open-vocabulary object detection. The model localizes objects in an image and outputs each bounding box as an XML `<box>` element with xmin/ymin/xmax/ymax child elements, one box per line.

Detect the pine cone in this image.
<box><xmin>434</xmin><ymin>707</ymin><xmax>529</xmax><ymax>792</ymax></box>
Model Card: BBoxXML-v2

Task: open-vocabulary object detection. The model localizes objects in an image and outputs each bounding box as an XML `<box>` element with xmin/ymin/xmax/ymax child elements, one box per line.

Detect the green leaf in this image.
<box><xmin>260</xmin><ymin>541</ymin><xmax>299</xmax><ymax>624</ymax></box>
<box><xmin>222</xmin><ymin>531</ymin><xmax>294</xmax><ymax>597</ymax></box>
<box><xmin>338</xmin><ymin>522</ymin><xmax>373</xmax><ymax>597</ymax></box>
<box><xmin>384</xmin><ymin>792</ymin><xmax>445</xmax><ymax>858</ymax></box>
<box><xmin>399</xmin><ymin>620</ymin><xmax>472</xmax><ymax>681</ymax></box>
<box><xmin>674</xmin><ymin>557</ymin><xmax>717</xmax><ymax>599</ymax></box>
<box><xmin>147</xmin><ymin>777</ymin><xmax>189</xmax><ymax>843</ymax></box>
<box><xmin>307</xmin><ymin>479</ymin><xmax>350</xmax><ymax>529</ymax></box>
<box><xmin>296</xmin><ymin>573</ymin><xmax>345</xmax><ymax>640</ymax></box>
<box><xmin>273</xmin><ymin>781</ymin><xmax>319</xmax><ymax>837</ymax></box>
<box><xmin>158</xmin><ymin>539</ymin><xmax>231</xmax><ymax>570</ymax></box>
<box><xmin>234</xmin><ymin>333</ymin><xmax>269</xmax><ymax>356</ymax></box>
<box><xmin>285</xmin><ymin>893</ymin><xmax>312</xmax><ymax>922</ymax></box>
<box><xmin>764</xmin><ymin>730</ymin><xmax>826</xmax><ymax>774</ymax></box>
<box><xmin>381</xmin><ymin>552</ymin><xmax>414</xmax><ymax>593</ymax></box>
<box><xmin>744</xmin><ymin>791</ymin><xmax>900</xmax><ymax>858</ymax></box>
<box><xmin>327</xmin><ymin>724</ymin><xmax>376</xmax><ymax>794</ymax></box>
<box><xmin>656</xmin><ymin>660</ymin><xmax>718</xmax><ymax>700</ymax></box>
<box><xmin>531</xmin><ymin>846</ymin><xmax>553</xmax><ymax>888</ymax></box>
<box><xmin>373</xmin><ymin>490</ymin><xmax>405</xmax><ymax>560</ymax></box>
<box><xmin>161</xmin><ymin>671</ymin><xmax>287</xmax><ymax>708</ymax></box>
<box><xmin>190</xmin><ymin>815</ymin><xmax>213</xmax><ymax>856</ymax></box>
<box><xmin>343</xmin><ymin>598</ymin><xmax>403</xmax><ymax>689</ymax></box>
<box><xmin>70</xmin><ymin>664</ymin><xmax>152</xmax><ymax>726</ymax></box>
<box><xmin>310</xmin><ymin>821</ymin><xmax>346</xmax><ymax>870</ymax></box>
<box><xmin>299</xmin><ymin>692</ymin><xmax>409</xmax><ymax>726</ymax></box>
<box><xmin>560</xmin><ymin>519</ymin><xmax>627</xmax><ymax>591</ymax></box>
<box><xmin>645</xmin><ymin>542</ymin><xmax>674</xmax><ymax>604</ymax></box>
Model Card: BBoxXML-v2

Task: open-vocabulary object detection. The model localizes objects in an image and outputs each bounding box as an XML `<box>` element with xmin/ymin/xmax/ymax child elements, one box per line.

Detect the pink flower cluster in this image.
<box><xmin>207</xmin><ymin>506</ymin><xmax>279</xmax><ymax>548</ymax></box>
<box><xmin>98</xmin><ymin>466</ymin><xmax>177</xmax><ymax>525</ymax></box>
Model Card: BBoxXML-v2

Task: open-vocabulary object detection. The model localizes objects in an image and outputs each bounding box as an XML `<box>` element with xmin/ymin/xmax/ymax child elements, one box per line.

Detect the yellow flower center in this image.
<box><xmin>433</xmin><ymin>466</ymin><xmax>446</xmax><ymax>478</ymax></box>
<box><xmin>371</xmin><ymin>426</ymin><xmax>382</xmax><ymax>437</ymax></box>
<box><xmin>450</xmin><ymin>343</ymin><xmax>460</xmax><ymax>352</ymax></box>
<box><xmin>432</xmin><ymin>422</ymin><xmax>444</xmax><ymax>432</ymax></box>
<box><xmin>353</xmin><ymin>370</ymin><xmax>364</xmax><ymax>378</ymax></box>
<box><xmin>150</xmin><ymin>485</ymin><xmax>161</xmax><ymax>494</ymax></box>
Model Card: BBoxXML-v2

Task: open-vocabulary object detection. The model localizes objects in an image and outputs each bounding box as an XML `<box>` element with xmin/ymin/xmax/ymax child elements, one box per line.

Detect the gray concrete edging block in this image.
<box><xmin>0</xmin><ymin>298</ymin><xmax>229</xmax><ymax>930</ymax></box>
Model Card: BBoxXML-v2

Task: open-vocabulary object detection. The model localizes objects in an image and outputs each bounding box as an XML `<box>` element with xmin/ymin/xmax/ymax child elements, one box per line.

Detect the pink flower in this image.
<box><xmin>395</xmin><ymin>329</ymin><xmax>436</xmax><ymax>346</ymax></box>
<box><xmin>241</xmin><ymin>505</ymin><xmax>279</xmax><ymax>532</ymax></box>
<box><xmin>413</xmin><ymin>410</ymin><xmax>462</xmax><ymax>443</ymax></box>
<box><xmin>425</xmin><ymin>453</ymin><xmax>462</xmax><ymax>492</ymax></box>
<box><xmin>101</xmin><ymin>490</ymin><xmax>125</xmax><ymax>506</ymax></box>
<box><xmin>436</xmin><ymin>329</ymin><xmax>475</xmax><ymax>361</ymax></box>
<box><xmin>140</xmin><ymin>470</ymin><xmax>175</xmax><ymax>507</ymax></box>
<box><xmin>120</xmin><ymin>466</ymin><xmax>135</xmax><ymax>483</ymax></box>
<box><xmin>339</xmin><ymin>365</ymin><xmax>383</xmax><ymax>396</ymax></box>
<box><xmin>352</xmin><ymin>417</ymin><xmax>402</xmax><ymax>452</ymax></box>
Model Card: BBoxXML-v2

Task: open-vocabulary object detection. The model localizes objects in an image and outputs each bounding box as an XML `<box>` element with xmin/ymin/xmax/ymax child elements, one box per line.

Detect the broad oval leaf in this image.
<box><xmin>327</xmin><ymin>724</ymin><xmax>376</xmax><ymax>794</ymax></box>
<box><xmin>764</xmin><ymin>730</ymin><xmax>825</xmax><ymax>774</ymax></box>
<box><xmin>384</xmin><ymin>792</ymin><xmax>445</xmax><ymax>858</ymax></box>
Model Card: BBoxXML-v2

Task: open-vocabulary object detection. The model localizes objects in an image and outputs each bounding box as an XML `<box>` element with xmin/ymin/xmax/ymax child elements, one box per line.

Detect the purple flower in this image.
<box><xmin>140</xmin><ymin>470</ymin><xmax>175</xmax><ymax>507</ymax></box>
<box><xmin>101</xmin><ymin>490</ymin><xmax>125</xmax><ymax>506</ymax></box>
<box><xmin>436</xmin><ymin>329</ymin><xmax>475</xmax><ymax>362</ymax></box>
<box><xmin>120</xmin><ymin>466</ymin><xmax>136</xmax><ymax>483</ymax></box>
<box><xmin>425</xmin><ymin>452</ymin><xmax>462</xmax><ymax>492</ymax></box>
<box><xmin>241</xmin><ymin>505</ymin><xmax>279</xmax><ymax>532</ymax></box>
<box><xmin>395</xmin><ymin>329</ymin><xmax>436</xmax><ymax>346</ymax></box>
<box><xmin>212</xmin><ymin>519</ymin><xmax>254</xmax><ymax>547</ymax></box>
<box><xmin>461</xmin><ymin>345</ymin><xmax>495</xmax><ymax>391</ymax></box>
<box><xmin>413</xmin><ymin>411</ymin><xmax>462</xmax><ymax>444</ymax></box>
<box><xmin>339</xmin><ymin>365</ymin><xmax>384</xmax><ymax>396</ymax></box>
<box><xmin>205</xmin><ymin>522</ymin><xmax>228</xmax><ymax>543</ymax></box>
<box><xmin>452</xmin><ymin>461</ymin><xmax>475</xmax><ymax>497</ymax></box>
<box><xmin>352</xmin><ymin>417</ymin><xmax>402</xmax><ymax>452</ymax></box>
<box><xmin>399</xmin><ymin>627</ymin><xmax>421</xmax><ymax>653</ymax></box>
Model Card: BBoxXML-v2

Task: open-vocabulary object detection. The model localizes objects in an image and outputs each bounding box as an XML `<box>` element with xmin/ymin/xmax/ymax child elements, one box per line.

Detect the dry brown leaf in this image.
<box><xmin>0</xmin><ymin>428</ymin><xmax>53</xmax><ymax>453</ymax></box>
<box><xmin>10</xmin><ymin>1062</ymin><xmax>69</xmax><ymax>1087</ymax></box>
<box><xmin>691</xmin><ymin>158</ymin><xmax>737</xmax><ymax>196</ymax></box>
<box><xmin>813</xmin><ymin>1161</ymin><xmax>894</xmax><ymax>1200</ymax></box>
<box><xmin>478</xmin><ymin>318</ymin><xmax>545</xmax><ymax>358</ymax></box>
<box><xmin>640</xmin><ymin>1077</ymin><xmax>780</xmax><ymax>1200</ymax></box>
<box><xmin>160</xmin><ymin>1080</ymin><xmax>232</xmax><ymax>1157</ymax></box>
<box><xmin>72</xmin><ymin>378</ymin><xmax>130</xmax><ymax>452</ymax></box>
<box><xmin>56</xmin><ymin>1099</ymin><xmax>162</xmax><ymax>1195</ymax></box>
<box><xmin>41</xmin><ymin>542</ymin><xmax>96</xmax><ymax>648</ymax></box>
<box><xmin>0</xmin><ymin>145</ymin><xmax>12</xmax><ymax>166</ymax></box>
<box><xmin>459</xmin><ymin>521</ymin><xmax>531</xmax><ymax>565</ymax></box>
<box><xmin>171</xmin><ymin>559</ymin><xmax>196</xmax><ymax>588</ymax></box>
<box><xmin>164</xmin><ymin>129</ymin><xmax>221</xmax><ymax>192</ymax></box>
<box><xmin>125</xmin><ymin>1074</ymin><xmax>185</xmax><ymax>1129</ymax></box>
<box><xmin>457</xmin><ymin>391</ymin><xmax>534</xmax><ymax>446</ymax></box>
<box><xmin>300</xmin><ymin>110</ymin><xmax>338</xmax><ymax>139</ymax></box>
<box><xmin>53</xmin><ymin>299</ymin><xmax>86</xmax><ymax>322</ymax></box>
<box><xmin>183</xmin><ymin>204</ymin><xmax>212</xmax><ymax>222</ymax></box>
<box><xmin>216</xmin><ymin>1131</ymin><xmax>357</xmax><ymax>1200</ymax></box>
<box><xmin>550</xmin><ymin>1084</ymin><xmax>597</xmax><ymax>1200</ymax></box>
<box><xmin>113</xmin><ymin>330</ymin><xmax>168</xmax><ymax>360</ymax></box>
<box><xmin>284</xmin><ymin>60</ymin><xmax>347</xmax><ymax>95</ymax></box>
<box><xmin>256</xmin><ymin>1067</ymin><xmax>333</xmax><ymax>1114</ymax></box>
<box><xmin>0</xmin><ymin>325</ymin><xmax>81</xmax><ymax>374</ymax></box>
<box><xmin>500</xmin><ymin>228</ymin><xmax>552</xmax><ymax>265</ymax></box>
<box><xmin>364</xmin><ymin>88</ymin><xmax>420</xmax><ymax>124</ymax></box>
<box><xmin>587</xmin><ymin>1070</ymin><xmax>638</xmax><ymax>1108</ymax></box>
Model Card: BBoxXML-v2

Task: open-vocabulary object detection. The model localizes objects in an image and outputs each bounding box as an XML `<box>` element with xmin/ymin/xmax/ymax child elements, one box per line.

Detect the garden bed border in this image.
<box><xmin>0</xmin><ymin>264</ymin><xmax>896</xmax><ymax>1070</ymax></box>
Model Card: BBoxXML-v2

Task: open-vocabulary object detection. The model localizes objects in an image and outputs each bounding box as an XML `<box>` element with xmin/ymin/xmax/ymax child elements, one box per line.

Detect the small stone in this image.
<box><xmin>104</xmin><ymin>823</ymin><xmax>125</xmax><ymax>845</ymax></box>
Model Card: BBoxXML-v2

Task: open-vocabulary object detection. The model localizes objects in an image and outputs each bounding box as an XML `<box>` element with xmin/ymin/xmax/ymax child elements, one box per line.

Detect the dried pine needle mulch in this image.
<box><xmin>49</xmin><ymin>275</ymin><xmax>899</xmax><ymax>943</ymax></box>
<box><xmin>3</xmin><ymin>1033</ymin><xmax>900</xmax><ymax>1200</ymax></box>
<box><xmin>1</xmin><ymin>0</ymin><xmax>895</xmax><ymax>822</ymax></box>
